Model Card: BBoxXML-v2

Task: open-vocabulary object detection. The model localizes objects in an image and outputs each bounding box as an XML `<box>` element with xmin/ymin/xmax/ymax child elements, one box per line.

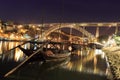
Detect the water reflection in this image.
<box><xmin>0</xmin><ymin>41</ymin><xmax>108</xmax><ymax>80</ymax></box>
<box><xmin>65</xmin><ymin>49</ymin><xmax>107</xmax><ymax>75</ymax></box>
<box><xmin>5</xmin><ymin>56</ymin><xmax>107</xmax><ymax>80</ymax></box>
<box><xmin>0</xmin><ymin>41</ymin><xmax>29</xmax><ymax>62</ymax></box>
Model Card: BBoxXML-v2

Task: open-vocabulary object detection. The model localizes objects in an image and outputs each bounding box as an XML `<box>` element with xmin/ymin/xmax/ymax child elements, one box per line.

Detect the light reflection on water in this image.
<box><xmin>0</xmin><ymin>41</ymin><xmax>108</xmax><ymax>80</ymax></box>
<box><xmin>65</xmin><ymin>49</ymin><xmax>107</xmax><ymax>75</ymax></box>
<box><xmin>0</xmin><ymin>41</ymin><xmax>33</xmax><ymax>61</ymax></box>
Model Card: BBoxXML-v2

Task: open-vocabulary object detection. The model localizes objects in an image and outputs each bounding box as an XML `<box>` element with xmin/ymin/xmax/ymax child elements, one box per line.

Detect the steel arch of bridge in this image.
<box><xmin>41</xmin><ymin>23</ymin><xmax>95</xmax><ymax>40</ymax></box>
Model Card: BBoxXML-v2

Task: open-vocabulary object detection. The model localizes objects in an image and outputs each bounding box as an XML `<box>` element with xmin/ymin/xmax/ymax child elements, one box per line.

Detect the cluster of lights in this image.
<box><xmin>0</xmin><ymin>32</ymin><xmax>27</xmax><ymax>40</ymax></box>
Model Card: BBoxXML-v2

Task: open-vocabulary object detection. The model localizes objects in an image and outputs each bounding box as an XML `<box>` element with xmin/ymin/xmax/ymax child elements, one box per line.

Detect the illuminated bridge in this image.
<box><xmin>30</xmin><ymin>22</ymin><xmax>120</xmax><ymax>42</ymax></box>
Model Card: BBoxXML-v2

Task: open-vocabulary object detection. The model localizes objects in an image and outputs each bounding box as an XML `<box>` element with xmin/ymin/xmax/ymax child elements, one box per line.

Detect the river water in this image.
<box><xmin>0</xmin><ymin>41</ymin><xmax>109</xmax><ymax>80</ymax></box>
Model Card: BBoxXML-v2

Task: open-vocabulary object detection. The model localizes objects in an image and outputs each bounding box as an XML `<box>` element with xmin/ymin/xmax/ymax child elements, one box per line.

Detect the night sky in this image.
<box><xmin>1</xmin><ymin>0</ymin><xmax>120</xmax><ymax>23</ymax></box>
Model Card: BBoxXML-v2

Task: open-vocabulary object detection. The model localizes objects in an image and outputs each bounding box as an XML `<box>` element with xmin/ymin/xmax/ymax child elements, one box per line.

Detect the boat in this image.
<box><xmin>18</xmin><ymin>45</ymin><xmax>71</xmax><ymax>62</ymax></box>
<box><xmin>87</xmin><ymin>42</ymin><xmax>104</xmax><ymax>49</ymax></box>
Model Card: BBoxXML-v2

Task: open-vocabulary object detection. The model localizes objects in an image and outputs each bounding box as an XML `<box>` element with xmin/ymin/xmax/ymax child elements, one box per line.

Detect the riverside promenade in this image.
<box><xmin>103</xmin><ymin>46</ymin><xmax>120</xmax><ymax>80</ymax></box>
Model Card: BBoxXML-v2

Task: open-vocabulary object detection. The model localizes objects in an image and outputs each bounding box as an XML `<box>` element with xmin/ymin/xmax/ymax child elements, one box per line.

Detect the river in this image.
<box><xmin>0</xmin><ymin>41</ymin><xmax>109</xmax><ymax>80</ymax></box>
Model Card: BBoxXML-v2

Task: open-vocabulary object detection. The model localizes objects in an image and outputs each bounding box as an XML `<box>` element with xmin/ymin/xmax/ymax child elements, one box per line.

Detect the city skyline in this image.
<box><xmin>0</xmin><ymin>0</ymin><xmax>120</xmax><ymax>23</ymax></box>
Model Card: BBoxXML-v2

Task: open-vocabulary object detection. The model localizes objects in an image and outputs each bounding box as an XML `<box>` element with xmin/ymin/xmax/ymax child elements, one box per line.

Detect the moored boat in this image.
<box><xmin>87</xmin><ymin>42</ymin><xmax>104</xmax><ymax>49</ymax></box>
<box><xmin>18</xmin><ymin>45</ymin><xmax>71</xmax><ymax>62</ymax></box>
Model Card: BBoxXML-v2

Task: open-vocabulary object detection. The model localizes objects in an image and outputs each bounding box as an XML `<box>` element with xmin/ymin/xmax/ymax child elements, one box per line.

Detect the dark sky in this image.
<box><xmin>0</xmin><ymin>0</ymin><xmax>120</xmax><ymax>23</ymax></box>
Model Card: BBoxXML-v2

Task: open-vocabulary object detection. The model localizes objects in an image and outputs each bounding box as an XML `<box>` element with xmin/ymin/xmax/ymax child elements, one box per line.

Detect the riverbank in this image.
<box><xmin>103</xmin><ymin>46</ymin><xmax>120</xmax><ymax>80</ymax></box>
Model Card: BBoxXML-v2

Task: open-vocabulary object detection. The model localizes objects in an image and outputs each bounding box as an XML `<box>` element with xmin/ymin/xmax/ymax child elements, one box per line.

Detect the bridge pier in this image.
<box><xmin>69</xmin><ymin>26</ymin><xmax>73</xmax><ymax>42</ymax></box>
<box><xmin>95</xmin><ymin>27</ymin><xmax>99</xmax><ymax>38</ymax></box>
<box><xmin>115</xmin><ymin>26</ymin><xmax>118</xmax><ymax>34</ymax></box>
